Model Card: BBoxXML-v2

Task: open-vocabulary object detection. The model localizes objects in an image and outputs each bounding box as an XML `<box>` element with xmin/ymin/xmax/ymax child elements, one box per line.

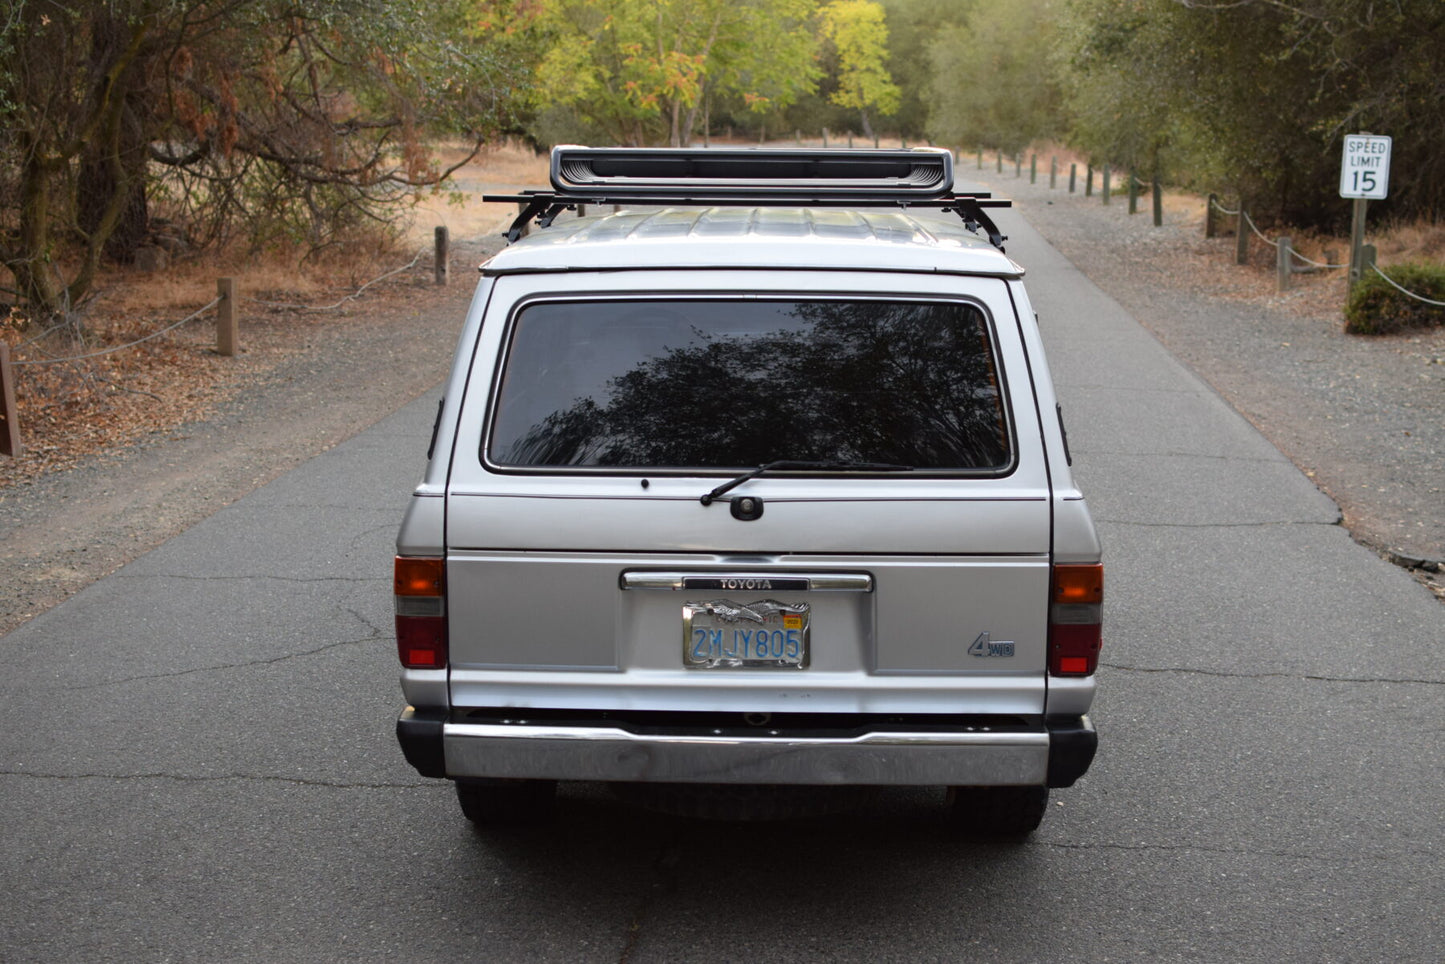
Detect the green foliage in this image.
<box><xmin>1344</xmin><ymin>263</ymin><xmax>1445</xmax><ymax>335</ymax></box>
<box><xmin>819</xmin><ymin>0</ymin><xmax>901</xmax><ymax>134</ymax></box>
<box><xmin>1056</xmin><ymin>0</ymin><xmax>1445</xmax><ymax>227</ymax></box>
<box><xmin>484</xmin><ymin>0</ymin><xmax>820</xmax><ymax>147</ymax></box>
<box><xmin>926</xmin><ymin>0</ymin><xmax>1064</xmax><ymax>154</ymax></box>
<box><xmin>876</xmin><ymin>0</ymin><xmax>972</xmax><ymax>138</ymax></box>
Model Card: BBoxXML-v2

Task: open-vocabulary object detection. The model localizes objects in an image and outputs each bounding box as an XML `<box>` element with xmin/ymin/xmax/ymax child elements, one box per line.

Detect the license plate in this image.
<box><xmin>683</xmin><ymin>599</ymin><xmax>810</xmax><ymax>669</ymax></box>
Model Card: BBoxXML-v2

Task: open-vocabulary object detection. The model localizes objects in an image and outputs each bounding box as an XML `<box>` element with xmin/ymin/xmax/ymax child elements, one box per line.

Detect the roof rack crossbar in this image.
<box><xmin>488</xmin><ymin>190</ymin><xmax>1012</xmax><ymax>251</ymax></box>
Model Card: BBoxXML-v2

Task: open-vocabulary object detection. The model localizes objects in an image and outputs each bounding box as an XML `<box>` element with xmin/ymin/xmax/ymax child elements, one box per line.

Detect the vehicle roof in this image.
<box><xmin>481</xmin><ymin>207</ymin><xmax>1024</xmax><ymax>278</ymax></box>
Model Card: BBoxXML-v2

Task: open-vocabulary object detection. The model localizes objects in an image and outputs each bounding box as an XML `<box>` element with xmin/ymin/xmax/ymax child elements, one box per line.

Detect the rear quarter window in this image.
<box><xmin>486</xmin><ymin>298</ymin><xmax>1013</xmax><ymax>473</ymax></box>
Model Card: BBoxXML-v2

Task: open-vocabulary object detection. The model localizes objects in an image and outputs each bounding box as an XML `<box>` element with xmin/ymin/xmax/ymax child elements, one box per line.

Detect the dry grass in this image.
<box><xmin>1376</xmin><ymin>220</ymin><xmax>1445</xmax><ymax>263</ymax></box>
<box><xmin>0</xmin><ymin>139</ymin><xmax>554</xmax><ymax>487</ymax></box>
<box><xmin>404</xmin><ymin>138</ymin><xmax>551</xmax><ymax>246</ymax></box>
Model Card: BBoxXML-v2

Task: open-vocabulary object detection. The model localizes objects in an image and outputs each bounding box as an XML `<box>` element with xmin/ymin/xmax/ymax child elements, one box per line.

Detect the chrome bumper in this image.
<box><xmin>398</xmin><ymin>708</ymin><xmax>1098</xmax><ymax>787</ymax></box>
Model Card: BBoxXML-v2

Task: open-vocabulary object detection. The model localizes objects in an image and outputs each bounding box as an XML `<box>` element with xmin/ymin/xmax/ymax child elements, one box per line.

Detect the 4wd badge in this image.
<box><xmin>968</xmin><ymin>632</ymin><xmax>1015</xmax><ymax>658</ymax></box>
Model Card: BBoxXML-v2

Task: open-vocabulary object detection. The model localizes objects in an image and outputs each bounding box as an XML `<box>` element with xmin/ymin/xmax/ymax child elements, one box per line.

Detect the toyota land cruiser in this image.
<box><xmin>394</xmin><ymin>147</ymin><xmax>1101</xmax><ymax>835</ymax></box>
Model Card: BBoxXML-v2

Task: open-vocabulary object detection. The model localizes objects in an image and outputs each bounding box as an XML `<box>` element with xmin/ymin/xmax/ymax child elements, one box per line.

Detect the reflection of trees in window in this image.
<box><xmin>495</xmin><ymin>301</ymin><xmax>1010</xmax><ymax>470</ymax></box>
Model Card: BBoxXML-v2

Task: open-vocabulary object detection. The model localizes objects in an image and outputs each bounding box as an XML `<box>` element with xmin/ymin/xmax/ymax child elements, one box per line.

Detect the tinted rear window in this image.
<box><xmin>488</xmin><ymin>299</ymin><xmax>1011</xmax><ymax>471</ymax></box>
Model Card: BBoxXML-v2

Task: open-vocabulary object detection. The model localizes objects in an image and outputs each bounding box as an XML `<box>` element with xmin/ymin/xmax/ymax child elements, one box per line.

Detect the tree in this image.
<box><xmin>0</xmin><ymin>0</ymin><xmax>521</xmax><ymax>323</ymax></box>
<box><xmin>1056</xmin><ymin>0</ymin><xmax>1445</xmax><ymax>226</ymax></box>
<box><xmin>925</xmin><ymin>0</ymin><xmax>1064</xmax><ymax>154</ymax></box>
<box><xmin>876</xmin><ymin>0</ymin><xmax>973</xmax><ymax>140</ymax></box>
<box><xmin>818</xmin><ymin>0</ymin><xmax>899</xmax><ymax>141</ymax></box>
<box><xmin>487</xmin><ymin>0</ymin><xmax>820</xmax><ymax>147</ymax></box>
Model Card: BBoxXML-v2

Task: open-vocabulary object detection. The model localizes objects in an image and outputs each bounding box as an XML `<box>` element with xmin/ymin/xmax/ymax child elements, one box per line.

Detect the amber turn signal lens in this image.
<box><xmin>394</xmin><ymin>556</ymin><xmax>444</xmax><ymax>596</ymax></box>
<box><xmin>1052</xmin><ymin>563</ymin><xmax>1103</xmax><ymax>605</ymax></box>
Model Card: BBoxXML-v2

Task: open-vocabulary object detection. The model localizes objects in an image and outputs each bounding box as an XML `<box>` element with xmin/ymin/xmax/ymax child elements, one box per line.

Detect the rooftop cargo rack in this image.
<box><xmin>483</xmin><ymin>146</ymin><xmax>1011</xmax><ymax>251</ymax></box>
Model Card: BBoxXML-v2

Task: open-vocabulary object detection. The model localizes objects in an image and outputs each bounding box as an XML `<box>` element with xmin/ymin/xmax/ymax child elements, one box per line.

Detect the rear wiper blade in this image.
<box><xmin>700</xmin><ymin>459</ymin><xmax>913</xmax><ymax>506</ymax></box>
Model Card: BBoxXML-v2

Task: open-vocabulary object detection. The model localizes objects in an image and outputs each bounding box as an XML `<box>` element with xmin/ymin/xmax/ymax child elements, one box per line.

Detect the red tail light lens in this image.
<box><xmin>1049</xmin><ymin>563</ymin><xmax>1102</xmax><ymax>676</ymax></box>
<box><xmin>395</xmin><ymin>556</ymin><xmax>447</xmax><ymax>669</ymax></box>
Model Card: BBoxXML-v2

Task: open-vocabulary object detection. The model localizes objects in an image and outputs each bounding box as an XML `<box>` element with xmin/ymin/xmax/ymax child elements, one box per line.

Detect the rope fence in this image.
<box><xmin>11</xmin><ymin>297</ymin><xmax>222</xmax><ymax>367</ymax></box>
<box><xmin>1368</xmin><ymin>264</ymin><xmax>1445</xmax><ymax>307</ymax></box>
<box><xmin>1198</xmin><ymin>194</ymin><xmax>1443</xmax><ymax>296</ymax></box>
<box><xmin>970</xmin><ymin>144</ymin><xmax>1439</xmax><ymax>307</ymax></box>
<box><xmin>1</xmin><ymin>230</ymin><xmax>451</xmax><ymax>457</ymax></box>
<box><xmin>249</xmin><ymin>247</ymin><xmax>426</xmax><ymax>311</ymax></box>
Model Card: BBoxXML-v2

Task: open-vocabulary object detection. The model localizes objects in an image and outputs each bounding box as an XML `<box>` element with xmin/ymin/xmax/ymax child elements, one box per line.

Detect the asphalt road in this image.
<box><xmin>1</xmin><ymin>201</ymin><xmax>1440</xmax><ymax>963</ymax></box>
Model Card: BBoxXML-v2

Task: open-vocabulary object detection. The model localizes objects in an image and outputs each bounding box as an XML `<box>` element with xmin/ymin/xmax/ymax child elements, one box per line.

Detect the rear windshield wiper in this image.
<box><xmin>700</xmin><ymin>460</ymin><xmax>913</xmax><ymax>506</ymax></box>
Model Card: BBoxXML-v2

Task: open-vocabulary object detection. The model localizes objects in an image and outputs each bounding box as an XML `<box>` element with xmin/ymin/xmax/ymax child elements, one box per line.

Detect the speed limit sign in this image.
<box><xmin>1340</xmin><ymin>134</ymin><xmax>1391</xmax><ymax>199</ymax></box>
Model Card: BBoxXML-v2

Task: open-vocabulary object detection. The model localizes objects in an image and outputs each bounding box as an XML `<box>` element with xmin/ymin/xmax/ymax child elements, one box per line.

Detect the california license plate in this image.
<box><xmin>683</xmin><ymin>599</ymin><xmax>810</xmax><ymax>669</ymax></box>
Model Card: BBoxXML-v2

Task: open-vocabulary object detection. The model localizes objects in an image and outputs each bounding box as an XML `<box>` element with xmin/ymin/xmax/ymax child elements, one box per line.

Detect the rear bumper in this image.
<box><xmin>397</xmin><ymin>707</ymin><xmax>1096</xmax><ymax>788</ymax></box>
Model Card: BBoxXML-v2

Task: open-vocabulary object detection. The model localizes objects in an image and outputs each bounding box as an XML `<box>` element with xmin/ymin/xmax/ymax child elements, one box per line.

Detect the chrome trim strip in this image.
<box><xmin>443</xmin><ymin>722</ymin><xmax>1047</xmax><ymax>786</ymax></box>
<box><xmin>620</xmin><ymin>571</ymin><xmax>873</xmax><ymax>592</ymax></box>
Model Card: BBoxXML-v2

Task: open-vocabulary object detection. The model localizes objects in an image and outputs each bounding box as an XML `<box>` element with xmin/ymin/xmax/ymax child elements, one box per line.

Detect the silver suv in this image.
<box><xmin>394</xmin><ymin>147</ymin><xmax>1101</xmax><ymax>835</ymax></box>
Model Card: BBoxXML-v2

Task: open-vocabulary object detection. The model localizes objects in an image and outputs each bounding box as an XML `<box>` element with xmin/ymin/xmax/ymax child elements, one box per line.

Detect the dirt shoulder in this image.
<box><xmin>988</xmin><ymin>168</ymin><xmax>1443</xmax><ymax>592</ymax></box>
<box><xmin>0</xmin><ymin>235</ymin><xmax>504</xmax><ymax>636</ymax></box>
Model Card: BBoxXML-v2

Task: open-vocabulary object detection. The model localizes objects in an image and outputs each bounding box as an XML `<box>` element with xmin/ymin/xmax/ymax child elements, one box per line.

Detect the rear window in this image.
<box><xmin>487</xmin><ymin>298</ymin><xmax>1012</xmax><ymax>472</ymax></box>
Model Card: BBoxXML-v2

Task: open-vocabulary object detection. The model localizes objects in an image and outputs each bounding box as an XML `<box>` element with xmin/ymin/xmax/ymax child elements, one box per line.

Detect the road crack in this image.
<box><xmin>1036</xmin><ymin>839</ymin><xmax>1437</xmax><ymax>863</ymax></box>
<box><xmin>1101</xmin><ymin>661</ymin><xmax>1443</xmax><ymax>686</ymax></box>
<box><xmin>0</xmin><ymin>770</ymin><xmax>434</xmax><ymax>790</ymax></box>
<box><xmin>66</xmin><ymin>632</ymin><xmax>385</xmax><ymax>692</ymax></box>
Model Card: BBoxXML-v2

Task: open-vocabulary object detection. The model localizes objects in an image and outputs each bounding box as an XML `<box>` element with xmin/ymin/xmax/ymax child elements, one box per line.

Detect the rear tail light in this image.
<box><xmin>1049</xmin><ymin>563</ymin><xmax>1102</xmax><ymax>676</ymax></box>
<box><xmin>395</xmin><ymin>556</ymin><xmax>447</xmax><ymax>669</ymax></box>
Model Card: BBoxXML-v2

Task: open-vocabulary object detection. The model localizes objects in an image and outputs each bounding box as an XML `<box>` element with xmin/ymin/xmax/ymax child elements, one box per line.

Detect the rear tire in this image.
<box><xmin>455</xmin><ymin>778</ymin><xmax>557</xmax><ymax>825</ymax></box>
<box><xmin>946</xmin><ymin>785</ymin><xmax>1048</xmax><ymax>838</ymax></box>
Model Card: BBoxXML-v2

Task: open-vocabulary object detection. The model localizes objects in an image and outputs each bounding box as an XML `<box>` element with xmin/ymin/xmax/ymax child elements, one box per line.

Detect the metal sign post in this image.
<box><xmin>1340</xmin><ymin>134</ymin><xmax>1391</xmax><ymax>284</ymax></box>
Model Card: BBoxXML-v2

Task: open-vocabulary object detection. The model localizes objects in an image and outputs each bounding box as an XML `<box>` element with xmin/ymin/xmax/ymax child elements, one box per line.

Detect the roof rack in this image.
<box><xmin>482</xmin><ymin>146</ymin><xmax>1011</xmax><ymax>251</ymax></box>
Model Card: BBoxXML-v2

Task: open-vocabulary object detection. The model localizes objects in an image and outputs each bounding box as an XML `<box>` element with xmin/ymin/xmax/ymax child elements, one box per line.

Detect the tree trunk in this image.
<box><xmin>78</xmin><ymin>107</ymin><xmax>150</xmax><ymax>265</ymax></box>
<box><xmin>77</xmin><ymin>12</ymin><xmax>150</xmax><ymax>264</ymax></box>
<box><xmin>680</xmin><ymin>82</ymin><xmax>707</xmax><ymax>148</ymax></box>
<box><xmin>11</xmin><ymin>152</ymin><xmax>67</xmax><ymax>318</ymax></box>
<box><xmin>858</xmin><ymin>108</ymin><xmax>875</xmax><ymax>143</ymax></box>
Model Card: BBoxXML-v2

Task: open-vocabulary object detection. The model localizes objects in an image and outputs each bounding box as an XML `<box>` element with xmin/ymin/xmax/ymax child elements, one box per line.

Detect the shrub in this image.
<box><xmin>1345</xmin><ymin>261</ymin><xmax>1445</xmax><ymax>334</ymax></box>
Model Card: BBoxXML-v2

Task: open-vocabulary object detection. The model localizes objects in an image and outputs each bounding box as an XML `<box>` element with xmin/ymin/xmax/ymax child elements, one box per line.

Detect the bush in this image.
<box><xmin>1345</xmin><ymin>261</ymin><xmax>1445</xmax><ymax>334</ymax></box>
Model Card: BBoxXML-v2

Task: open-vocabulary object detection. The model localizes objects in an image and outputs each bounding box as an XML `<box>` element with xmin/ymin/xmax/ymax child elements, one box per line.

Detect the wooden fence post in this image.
<box><xmin>0</xmin><ymin>341</ymin><xmax>20</xmax><ymax>457</ymax></box>
<box><xmin>1102</xmin><ymin>165</ymin><xmax>1111</xmax><ymax>205</ymax></box>
<box><xmin>1069</xmin><ymin>163</ymin><xmax>1077</xmax><ymax>193</ymax></box>
<box><xmin>1030</xmin><ymin>154</ymin><xmax>1037</xmax><ymax>184</ymax></box>
<box><xmin>1152</xmin><ymin>178</ymin><xmax>1163</xmax><ymax>227</ymax></box>
<box><xmin>1015</xmin><ymin>155</ymin><xmax>1022</xmax><ymax>178</ymax></box>
<box><xmin>1128</xmin><ymin>171</ymin><xmax>1139</xmax><ymax>214</ymax></box>
<box><xmin>1050</xmin><ymin>157</ymin><xmax>1057</xmax><ymax>189</ymax></box>
<box><xmin>997</xmin><ymin>152</ymin><xmax>1003</xmax><ymax>173</ymax></box>
<box><xmin>1235</xmin><ymin>207</ymin><xmax>1250</xmax><ymax>265</ymax></box>
<box><xmin>822</xmin><ymin>127</ymin><xmax>829</xmax><ymax>148</ymax></box>
<box><xmin>977</xmin><ymin>149</ymin><xmax>983</xmax><ymax>170</ymax></box>
<box><xmin>1085</xmin><ymin>164</ymin><xmax>1093</xmax><ymax>197</ymax></box>
<box><xmin>1205</xmin><ymin>193</ymin><xmax>1219</xmax><ymax>238</ymax></box>
<box><xmin>1277</xmin><ymin>236</ymin><xmax>1293</xmax><ymax>292</ymax></box>
<box><xmin>434</xmin><ymin>226</ymin><xmax>449</xmax><ymax>286</ymax></box>
<box><xmin>216</xmin><ymin>277</ymin><xmax>237</xmax><ymax>357</ymax></box>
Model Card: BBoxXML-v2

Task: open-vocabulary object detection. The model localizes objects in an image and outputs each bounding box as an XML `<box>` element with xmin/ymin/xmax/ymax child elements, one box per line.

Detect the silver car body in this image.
<box><xmin>396</xmin><ymin>202</ymin><xmax>1100</xmax><ymax>792</ymax></box>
